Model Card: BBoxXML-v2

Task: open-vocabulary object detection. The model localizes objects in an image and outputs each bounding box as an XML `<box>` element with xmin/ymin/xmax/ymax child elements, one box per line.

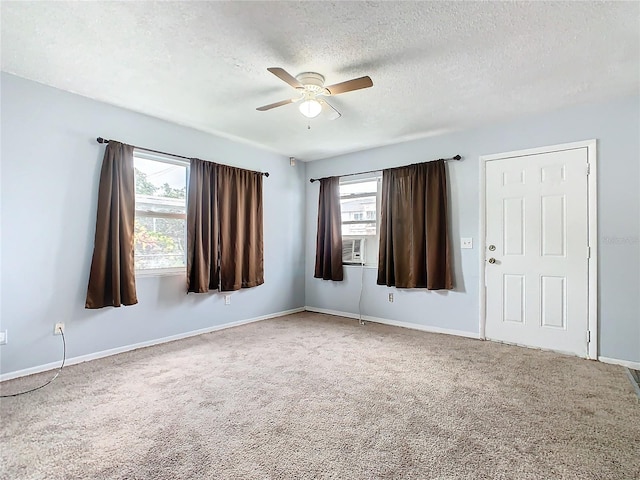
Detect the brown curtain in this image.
<box><xmin>187</xmin><ymin>158</ymin><xmax>219</xmax><ymax>292</ymax></box>
<box><xmin>85</xmin><ymin>141</ymin><xmax>138</xmax><ymax>308</ymax></box>
<box><xmin>217</xmin><ymin>165</ymin><xmax>264</xmax><ymax>291</ymax></box>
<box><xmin>377</xmin><ymin>160</ymin><xmax>452</xmax><ymax>290</ymax></box>
<box><xmin>314</xmin><ymin>177</ymin><xmax>343</xmax><ymax>281</ymax></box>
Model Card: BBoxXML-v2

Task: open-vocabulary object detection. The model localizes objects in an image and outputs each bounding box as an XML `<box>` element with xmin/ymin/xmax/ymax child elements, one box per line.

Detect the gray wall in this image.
<box><xmin>305</xmin><ymin>96</ymin><xmax>640</xmax><ymax>363</ymax></box>
<box><xmin>0</xmin><ymin>73</ymin><xmax>306</xmax><ymax>375</ymax></box>
<box><xmin>2</xmin><ymin>72</ymin><xmax>637</xmax><ymax>377</ymax></box>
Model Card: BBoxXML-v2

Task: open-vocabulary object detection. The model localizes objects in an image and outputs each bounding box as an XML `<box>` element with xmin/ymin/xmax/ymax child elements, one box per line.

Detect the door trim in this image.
<box><xmin>479</xmin><ymin>140</ymin><xmax>598</xmax><ymax>359</ymax></box>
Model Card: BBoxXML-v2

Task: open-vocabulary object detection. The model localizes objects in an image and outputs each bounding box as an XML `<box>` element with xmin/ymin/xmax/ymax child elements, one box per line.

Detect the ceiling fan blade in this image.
<box><xmin>320</xmin><ymin>99</ymin><xmax>342</xmax><ymax>120</ymax></box>
<box><xmin>256</xmin><ymin>98</ymin><xmax>295</xmax><ymax>111</ymax></box>
<box><xmin>324</xmin><ymin>76</ymin><xmax>373</xmax><ymax>95</ymax></box>
<box><xmin>267</xmin><ymin>67</ymin><xmax>304</xmax><ymax>89</ymax></box>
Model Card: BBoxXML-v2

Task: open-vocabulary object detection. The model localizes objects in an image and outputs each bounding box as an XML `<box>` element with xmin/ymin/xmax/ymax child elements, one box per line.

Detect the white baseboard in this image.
<box><xmin>598</xmin><ymin>356</ymin><xmax>640</xmax><ymax>370</ymax></box>
<box><xmin>0</xmin><ymin>307</ymin><xmax>305</xmax><ymax>382</ymax></box>
<box><xmin>304</xmin><ymin>306</ymin><xmax>482</xmax><ymax>340</ymax></box>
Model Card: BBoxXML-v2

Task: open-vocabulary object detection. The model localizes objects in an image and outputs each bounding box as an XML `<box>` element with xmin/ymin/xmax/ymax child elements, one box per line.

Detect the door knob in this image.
<box><xmin>488</xmin><ymin>258</ymin><xmax>496</xmax><ymax>264</ymax></box>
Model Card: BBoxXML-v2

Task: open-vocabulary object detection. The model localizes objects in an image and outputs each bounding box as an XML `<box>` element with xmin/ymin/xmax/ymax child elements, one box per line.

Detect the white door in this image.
<box><xmin>484</xmin><ymin>147</ymin><xmax>590</xmax><ymax>357</ymax></box>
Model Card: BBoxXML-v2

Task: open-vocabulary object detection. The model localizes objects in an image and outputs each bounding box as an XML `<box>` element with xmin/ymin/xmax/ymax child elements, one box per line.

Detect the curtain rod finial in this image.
<box><xmin>96</xmin><ymin>137</ymin><xmax>108</xmax><ymax>144</ymax></box>
<box><xmin>453</xmin><ymin>155</ymin><xmax>461</xmax><ymax>160</ymax></box>
<box><xmin>264</xmin><ymin>172</ymin><xmax>270</xmax><ymax>177</ymax></box>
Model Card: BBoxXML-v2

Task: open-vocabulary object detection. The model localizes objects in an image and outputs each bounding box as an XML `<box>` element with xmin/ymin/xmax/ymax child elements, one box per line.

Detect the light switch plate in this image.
<box><xmin>0</xmin><ymin>330</ymin><xmax>7</xmax><ymax>345</ymax></box>
<box><xmin>461</xmin><ymin>237</ymin><xmax>473</xmax><ymax>249</ymax></box>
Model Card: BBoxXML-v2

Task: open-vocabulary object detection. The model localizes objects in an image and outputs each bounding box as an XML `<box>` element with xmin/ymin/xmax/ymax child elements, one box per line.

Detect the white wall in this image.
<box><xmin>305</xmin><ymin>96</ymin><xmax>640</xmax><ymax>364</ymax></box>
<box><xmin>0</xmin><ymin>73</ymin><xmax>306</xmax><ymax>376</ymax></box>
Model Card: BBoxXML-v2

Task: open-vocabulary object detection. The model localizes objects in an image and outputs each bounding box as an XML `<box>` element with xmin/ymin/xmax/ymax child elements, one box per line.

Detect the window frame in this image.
<box><xmin>133</xmin><ymin>150</ymin><xmax>189</xmax><ymax>277</ymax></box>
<box><xmin>339</xmin><ymin>173</ymin><xmax>382</xmax><ymax>267</ymax></box>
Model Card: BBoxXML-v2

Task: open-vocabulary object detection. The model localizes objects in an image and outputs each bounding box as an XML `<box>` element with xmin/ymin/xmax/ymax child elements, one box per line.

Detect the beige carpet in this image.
<box><xmin>1</xmin><ymin>312</ymin><xmax>638</xmax><ymax>480</ymax></box>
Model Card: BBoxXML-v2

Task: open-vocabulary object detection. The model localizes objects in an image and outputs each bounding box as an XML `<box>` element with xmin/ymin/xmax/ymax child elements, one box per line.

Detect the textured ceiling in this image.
<box><xmin>2</xmin><ymin>1</ymin><xmax>639</xmax><ymax>161</ymax></box>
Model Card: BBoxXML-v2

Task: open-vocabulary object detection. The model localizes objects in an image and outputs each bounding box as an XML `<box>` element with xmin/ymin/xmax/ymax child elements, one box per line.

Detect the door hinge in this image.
<box><xmin>587</xmin><ymin>330</ymin><xmax>591</xmax><ymax>343</ymax></box>
<box><xmin>586</xmin><ymin>163</ymin><xmax>591</xmax><ymax>175</ymax></box>
<box><xmin>587</xmin><ymin>246</ymin><xmax>591</xmax><ymax>258</ymax></box>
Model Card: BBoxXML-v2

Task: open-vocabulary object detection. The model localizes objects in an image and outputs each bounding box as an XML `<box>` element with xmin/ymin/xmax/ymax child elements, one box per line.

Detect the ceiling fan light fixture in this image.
<box><xmin>299</xmin><ymin>99</ymin><xmax>322</xmax><ymax>118</ymax></box>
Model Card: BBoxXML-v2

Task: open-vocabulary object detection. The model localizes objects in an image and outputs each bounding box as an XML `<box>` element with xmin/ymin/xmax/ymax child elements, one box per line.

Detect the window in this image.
<box><xmin>133</xmin><ymin>152</ymin><xmax>188</xmax><ymax>274</ymax></box>
<box><xmin>339</xmin><ymin>175</ymin><xmax>381</xmax><ymax>266</ymax></box>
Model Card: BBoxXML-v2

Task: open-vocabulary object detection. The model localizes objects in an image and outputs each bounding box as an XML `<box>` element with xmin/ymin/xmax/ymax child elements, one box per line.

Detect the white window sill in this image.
<box><xmin>343</xmin><ymin>263</ymin><xmax>378</xmax><ymax>269</ymax></box>
<box><xmin>135</xmin><ymin>268</ymin><xmax>186</xmax><ymax>278</ymax></box>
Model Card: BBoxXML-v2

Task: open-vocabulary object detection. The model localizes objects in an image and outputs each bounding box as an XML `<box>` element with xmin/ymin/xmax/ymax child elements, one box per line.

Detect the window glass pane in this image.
<box><xmin>340</xmin><ymin>194</ymin><xmax>376</xmax><ymax>235</ymax></box>
<box><xmin>135</xmin><ymin>216</ymin><xmax>186</xmax><ymax>270</ymax></box>
<box><xmin>340</xmin><ymin>177</ymin><xmax>380</xmax><ymax>266</ymax></box>
<box><xmin>134</xmin><ymin>157</ymin><xmax>187</xmax><ymax>214</ymax></box>
<box><xmin>340</xmin><ymin>180</ymin><xmax>377</xmax><ymax>196</ymax></box>
<box><xmin>134</xmin><ymin>155</ymin><xmax>187</xmax><ymax>271</ymax></box>
<box><xmin>342</xmin><ymin>223</ymin><xmax>376</xmax><ymax>236</ymax></box>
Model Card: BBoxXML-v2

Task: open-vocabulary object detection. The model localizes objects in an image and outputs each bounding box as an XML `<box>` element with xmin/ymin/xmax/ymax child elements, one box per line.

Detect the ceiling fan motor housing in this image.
<box><xmin>296</xmin><ymin>72</ymin><xmax>328</xmax><ymax>95</ymax></box>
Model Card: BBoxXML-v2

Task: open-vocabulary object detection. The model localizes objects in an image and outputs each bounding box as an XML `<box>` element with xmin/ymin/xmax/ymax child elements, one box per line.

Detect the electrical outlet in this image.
<box><xmin>0</xmin><ymin>330</ymin><xmax>7</xmax><ymax>345</ymax></box>
<box><xmin>388</xmin><ymin>293</ymin><xmax>394</xmax><ymax>303</ymax></box>
<box><xmin>224</xmin><ymin>295</ymin><xmax>231</xmax><ymax>305</ymax></box>
<box><xmin>54</xmin><ymin>323</ymin><xmax>64</xmax><ymax>335</ymax></box>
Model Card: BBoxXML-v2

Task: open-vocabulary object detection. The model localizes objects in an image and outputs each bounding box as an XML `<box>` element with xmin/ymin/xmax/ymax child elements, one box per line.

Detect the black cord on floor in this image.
<box><xmin>0</xmin><ymin>330</ymin><xmax>66</xmax><ymax>398</ymax></box>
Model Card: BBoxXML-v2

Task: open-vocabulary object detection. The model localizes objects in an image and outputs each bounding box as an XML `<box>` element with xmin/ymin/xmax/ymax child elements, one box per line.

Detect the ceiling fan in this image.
<box><xmin>256</xmin><ymin>67</ymin><xmax>373</xmax><ymax>120</ymax></box>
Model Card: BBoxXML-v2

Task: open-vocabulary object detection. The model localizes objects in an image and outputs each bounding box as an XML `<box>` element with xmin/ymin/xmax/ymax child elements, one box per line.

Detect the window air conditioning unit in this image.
<box><xmin>343</xmin><ymin>238</ymin><xmax>365</xmax><ymax>264</ymax></box>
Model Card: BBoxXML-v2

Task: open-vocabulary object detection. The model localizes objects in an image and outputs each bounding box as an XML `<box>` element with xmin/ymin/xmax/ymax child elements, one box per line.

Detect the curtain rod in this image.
<box><xmin>308</xmin><ymin>155</ymin><xmax>461</xmax><ymax>183</ymax></box>
<box><xmin>96</xmin><ymin>137</ymin><xmax>270</xmax><ymax>177</ymax></box>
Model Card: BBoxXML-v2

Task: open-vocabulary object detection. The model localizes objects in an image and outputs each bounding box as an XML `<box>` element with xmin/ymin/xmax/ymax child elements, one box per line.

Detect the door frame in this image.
<box><xmin>479</xmin><ymin>140</ymin><xmax>598</xmax><ymax>359</ymax></box>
